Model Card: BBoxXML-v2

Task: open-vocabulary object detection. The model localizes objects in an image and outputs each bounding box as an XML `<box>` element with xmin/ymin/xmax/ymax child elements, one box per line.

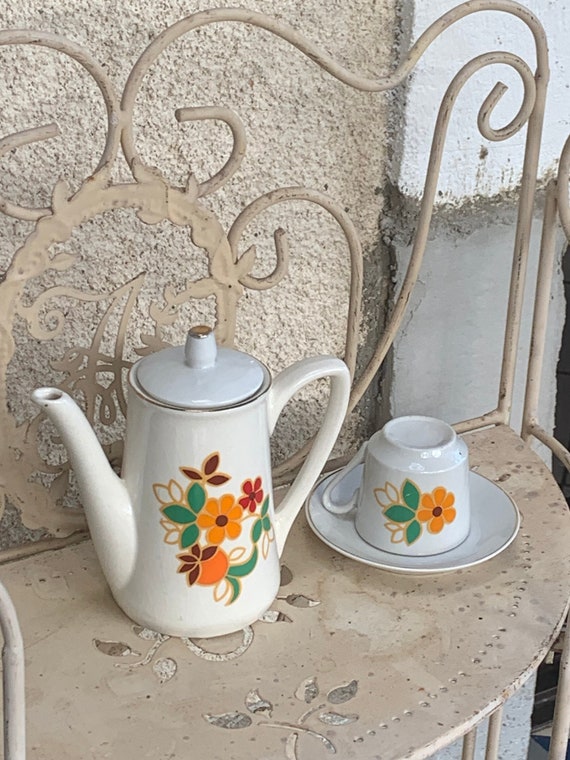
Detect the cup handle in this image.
<box><xmin>321</xmin><ymin>442</ymin><xmax>367</xmax><ymax>514</ymax></box>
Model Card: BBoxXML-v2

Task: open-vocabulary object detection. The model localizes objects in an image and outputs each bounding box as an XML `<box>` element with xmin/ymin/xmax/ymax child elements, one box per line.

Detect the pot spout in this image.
<box><xmin>32</xmin><ymin>387</ymin><xmax>136</xmax><ymax>593</ymax></box>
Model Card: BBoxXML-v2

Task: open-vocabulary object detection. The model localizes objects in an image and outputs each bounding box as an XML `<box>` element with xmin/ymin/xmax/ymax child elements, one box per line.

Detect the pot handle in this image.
<box><xmin>267</xmin><ymin>356</ymin><xmax>350</xmax><ymax>556</ymax></box>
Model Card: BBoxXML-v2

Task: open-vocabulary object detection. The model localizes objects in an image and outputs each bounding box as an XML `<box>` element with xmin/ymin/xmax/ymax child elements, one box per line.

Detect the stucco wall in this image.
<box><xmin>387</xmin><ymin>0</ymin><xmax>566</xmax><ymax>437</ymax></box>
<box><xmin>395</xmin><ymin>0</ymin><xmax>570</xmax><ymax>201</ymax></box>
<box><xmin>0</xmin><ymin>1</ymin><xmax>564</xmax><ymax>757</ymax></box>
<box><xmin>386</xmin><ymin>2</ymin><xmax>568</xmax><ymax>757</ymax></box>
<box><xmin>0</xmin><ymin>0</ymin><xmax>397</xmax><ymax>542</ymax></box>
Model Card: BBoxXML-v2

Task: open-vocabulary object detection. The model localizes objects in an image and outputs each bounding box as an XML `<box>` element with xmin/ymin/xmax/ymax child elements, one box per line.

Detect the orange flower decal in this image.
<box><xmin>417</xmin><ymin>487</ymin><xmax>456</xmax><ymax>534</ymax></box>
<box><xmin>196</xmin><ymin>494</ymin><xmax>243</xmax><ymax>544</ymax></box>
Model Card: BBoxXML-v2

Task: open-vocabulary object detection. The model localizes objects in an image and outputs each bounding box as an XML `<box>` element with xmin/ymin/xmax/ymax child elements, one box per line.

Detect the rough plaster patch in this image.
<box><xmin>0</xmin><ymin>0</ymin><xmax>398</xmax><ymax>541</ymax></box>
<box><xmin>0</xmin><ymin>500</ymin><xmax>48</xmax><ymax>551</ymax></box>
<box><xmin>388</xmin><ymin>199</ymin><xmax>564</xmax><ymax>441</ymax></box>
<box><xmin>395</xmin><ymin>0</ymin><xmax>570</xmax><ymax>201</ymax></box>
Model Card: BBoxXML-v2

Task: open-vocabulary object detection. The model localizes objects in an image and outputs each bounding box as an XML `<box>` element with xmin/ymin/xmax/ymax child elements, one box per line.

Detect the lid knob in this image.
<box><xmin>134</xmin><ymin>324</ymin><xmax>267</xmax><ymax>409</ymax></box>
<box><xmin>184</xmin><ymin>326</ymin><xmax>217</xmax><ymax>369</ymax></box>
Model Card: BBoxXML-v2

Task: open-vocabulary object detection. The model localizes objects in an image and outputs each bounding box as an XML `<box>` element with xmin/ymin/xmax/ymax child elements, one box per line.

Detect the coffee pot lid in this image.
<box><xmin>134</xmin><ymin>326</ymin><xmax>267</xmax><ymax>409</ymax></box>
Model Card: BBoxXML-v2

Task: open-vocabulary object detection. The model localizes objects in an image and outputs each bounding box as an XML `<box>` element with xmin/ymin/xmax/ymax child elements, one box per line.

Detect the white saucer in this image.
<box><xmin>305</xmin><ymin>466</ymin><xmax>520</xmax><ymax>574</ymax></box>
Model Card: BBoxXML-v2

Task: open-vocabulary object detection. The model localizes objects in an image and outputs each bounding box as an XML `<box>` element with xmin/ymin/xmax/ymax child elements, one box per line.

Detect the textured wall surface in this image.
<box><xmin>387</xmin><ymin>2</ymin><xmax>566</xmax><ymax>757</ymax></box>
<box><xmin>0</xmin><ymin>2</ymin><xmax>563</xmax><ymax>758</ymax></box>
<box><xmin>396</xmin><ymin>0</ymin><xmax>570</xmax><ymax>200</ymax></box>
<box><xmin>389</xmin><ymin>202</ymin><xmax>564</xmax><ymax>441</ymax></box>
<box><xmin>0</xmin><ymin>0</ymin><xmax>397</xmax><ymax>542</ymax></box>
<box><xmin>386</xmin><ymin>0</ymin><xmax>565</xmax><ymax>437</ymax></box>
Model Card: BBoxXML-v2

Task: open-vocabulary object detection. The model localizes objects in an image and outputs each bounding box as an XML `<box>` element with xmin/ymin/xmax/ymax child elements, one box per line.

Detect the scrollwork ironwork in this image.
<box><xmin>0</xmin><ymin>0</ymin><xmax>549</xmax><ymax>538</ymax></box>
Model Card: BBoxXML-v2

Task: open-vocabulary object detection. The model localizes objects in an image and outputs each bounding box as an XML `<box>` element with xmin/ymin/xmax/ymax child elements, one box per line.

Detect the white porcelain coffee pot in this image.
<box><xmin>33</xmin><ymin>327</ymin><xmax>350</xmax><ymax>637</ymax></box>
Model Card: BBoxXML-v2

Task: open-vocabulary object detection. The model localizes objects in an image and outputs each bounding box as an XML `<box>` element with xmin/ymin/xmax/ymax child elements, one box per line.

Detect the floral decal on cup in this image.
<box><xmin>417</xmin><ymin>486</ymin><xmax>456</xmax><ymax>534</ymax></box>
<box><xmin>374</xmin><ymin>480</ymin><xmax>456</xmax><ymax>545</ymax></box>
<box><xmin>154</xmin><ymin>452</ymin><xmax>273</xmax><ymax>605</ymax></box>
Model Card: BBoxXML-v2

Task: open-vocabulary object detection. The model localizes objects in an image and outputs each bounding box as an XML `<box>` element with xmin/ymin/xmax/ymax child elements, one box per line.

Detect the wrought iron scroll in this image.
<box><xmin>522</xmin><ymin>135</ymin><xmax>570</xmax><ymax>471</ymax></box>
<box><xmin>0</xmin><ymin>0</ymin><xmax>549</xmax><ymax>539</ymax></box>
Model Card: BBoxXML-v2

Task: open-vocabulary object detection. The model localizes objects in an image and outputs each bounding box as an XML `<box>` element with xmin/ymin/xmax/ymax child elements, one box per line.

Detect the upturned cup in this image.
<box><xmin>322</xmin><ymin>416</ymin><xmax>470</xmax><ymax>556</ymax></box>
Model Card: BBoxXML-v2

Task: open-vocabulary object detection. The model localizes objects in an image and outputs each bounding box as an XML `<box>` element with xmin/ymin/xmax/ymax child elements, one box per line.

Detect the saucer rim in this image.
<box><xmin>305</xmin><ymin>468</ymin><xmax>520</xmax><ymax>574</ymax></box>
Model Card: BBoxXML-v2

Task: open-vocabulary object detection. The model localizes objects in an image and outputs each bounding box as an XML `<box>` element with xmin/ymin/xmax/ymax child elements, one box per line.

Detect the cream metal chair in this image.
<box><xmin>1</xmin><ymin>2</ymin><xmax>570</xmax><ymax>758</ymax></box>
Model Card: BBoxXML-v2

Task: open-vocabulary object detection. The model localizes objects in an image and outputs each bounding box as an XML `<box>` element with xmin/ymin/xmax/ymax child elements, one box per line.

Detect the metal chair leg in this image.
<box><xmin>0</xmin><ymin>581</ymin><xmax>25</xmax><ymax>760</ymax></box>
<box><xmin>462</xmin><ymin>727</ymin><xmax>477</xmax><ymax>760</ymax></box>
<box><xmin>485</xmin><ymin>706</ymin><xmax>503</xmax><ymax>759</ymax></box>
<box><xmin>549</xmin><ymin>620</ymin><xmax>570</xmax><ymax>759</ymax></box>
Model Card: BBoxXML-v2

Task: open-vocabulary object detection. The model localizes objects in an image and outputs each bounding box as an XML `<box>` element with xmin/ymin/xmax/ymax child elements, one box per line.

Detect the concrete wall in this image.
<box><xmin>0</xmin><ymin>1</ymin><xmax>566</xmax><ymax>758</ymax></box>
<box><xmin>0</xmin><ymin>0</ymin><xmax>397</xmax><ymax>541</ymax></box>
<box><xmin>387</xmin><ymin>0</ymin><xmax>568</xmax><ymax>433</ymax></box>
<box><xmin>386</xmin><ymin>2</ymin><xmax>569</xmax><ymax>757</ymax></box>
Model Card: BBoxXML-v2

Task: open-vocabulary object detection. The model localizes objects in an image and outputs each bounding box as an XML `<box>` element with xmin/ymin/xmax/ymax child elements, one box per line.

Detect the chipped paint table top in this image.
<box><xmin>2</xmin><ymin>425</ymin><xmax>570</xmax><ymax>760</ymax></box>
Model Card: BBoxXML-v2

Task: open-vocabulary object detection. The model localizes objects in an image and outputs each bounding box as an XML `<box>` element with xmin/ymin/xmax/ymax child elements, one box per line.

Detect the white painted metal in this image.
<box><xmin>548</xmin><ymin>628</ymin><xmax>570</xmax><ymax>759</ymax></box>
<box><xmin>485</xmin><ymin>707</ymin><xmax>503</xmax><ymax>759</ymax></box>
<box><xmin>462</xmin><ymin>729</ymin><xmax>477</xmax><ymax>760</ymax></box>
<box><xmin>0</xmin><ymin>1</ymin><xmax>568</xmax><ymax>758</ymax></box>
<box><xmin>0</xmin><ymin>425</ymin><xmax>568</xmax><ymax>759</ymax></box>
<box><xmin>0</xmin><ymin>582</ymin><xmax>25</xmax><ymax>760</ymax></box>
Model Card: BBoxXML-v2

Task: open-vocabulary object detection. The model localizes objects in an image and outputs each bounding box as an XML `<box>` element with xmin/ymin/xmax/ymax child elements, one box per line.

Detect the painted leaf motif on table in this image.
<box><xmin>295</xmin><ymin>676</ymin><xmax>319</xmax><ymax>703</ymax></box>
<box><xmin>327</xmin><ymin>679</ymin><xmax>358</xmax><ymax>704</ymax></box>
<box><xmin>258</xmin><ymin>609</ymin><xmax>293</xmax><ymax>624</ymax></box>
<box><xmin>204</xmin><ymin>712</ymin><xmax>252</xmax><ymax>729</ymax></box>
<box><xmin>402</xmin><ymin>479</ymin><xmax>420</xmax><ymax>510</ymax></box>
<box><xmin>282</xmin><ymin>593</ymin><xmax>320</xmax><ymax>608</ymax></box>
<box><xmin>133</xmin><ymin>626</ymin><xmax>162</xmax><ymax>641</ymax></box>
<box><xmin>93</xmin><ymin>639</ymin><xmax>140</xmax><ymax>657</ymax></box>
<box><xmin>280</xmin><ymin>565</ymin><xmax>293</xmax><ymax>586</ymax></box>
<box><xmin>152</xmin><ymin>657</ymin><xmax>177</xmax><ymax>683</ymax></box>
<box><xmin>245</xmin><ymin>689</ymin><xmax>273</xmax><ymax>715</ymax></box>
<box><xmin>318</xmin><ymin>711</ymin><xmax>359</xmax><ymax>725</ymax></box>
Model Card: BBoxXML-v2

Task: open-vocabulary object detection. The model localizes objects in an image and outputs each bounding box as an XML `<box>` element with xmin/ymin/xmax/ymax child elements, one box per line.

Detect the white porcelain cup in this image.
<box><xmin>322</xmin><ymin>416</ymin><xmax>471</xmax><ymax>556</ymax></box>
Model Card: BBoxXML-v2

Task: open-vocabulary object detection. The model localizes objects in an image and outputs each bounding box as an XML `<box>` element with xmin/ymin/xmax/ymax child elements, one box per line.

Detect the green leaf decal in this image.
<box><xmin>402</xmin><ymin>480</ymin><xmax>420</xmax><ymax>510</ymax></box>
<box><xmin>252</xmin><ymin>519</ymin><xmax>262</xmax><ymax>544</ymax></box>
<box><xmin>384</xmin><ymin>505</ymin><xmax>416</xmax><ymax>523</ymax></box>
<box><xmin>188</xmin><ymin>483</ymin><xmax>206</xmax><ymax>514</ymax></box>
<box><xmin>180</xmin><ymin>523</ymin><xmax>199</xmax><ymax>548</ymax></box>
<box><xmin>227</xmin><ymin>547</ymin><xmax>259</xmax><ymax>578</ymax></box>
<box><xmin>227</xmin><ymin>576</ymin><xmax>241</xmax><ymax>603</ymax></box>
<box><xmin>163</xmin><ymin>505</ymin><xmax>196</xmax><ymax>524</ymax></box>
<box><xmin>406</xmin><ymin>519</ymin><xmax>421</xmax><ymax>545</ymax></box>
<box><xmin>261</xmin><ymin>495</ymin><xmax>270</xmax><ymax>517</ymax></box>
<box><xmin>261</xmin><ymin>516</ymin><xmax>271</xmax><ymax>532</ymax></box>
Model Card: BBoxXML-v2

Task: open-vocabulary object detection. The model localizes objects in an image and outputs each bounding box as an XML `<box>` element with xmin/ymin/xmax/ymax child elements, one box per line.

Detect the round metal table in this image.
<box><xmin>1</xmin><ymin>424</ymin><xmax>569</xmax><ymax>759</ymax></box>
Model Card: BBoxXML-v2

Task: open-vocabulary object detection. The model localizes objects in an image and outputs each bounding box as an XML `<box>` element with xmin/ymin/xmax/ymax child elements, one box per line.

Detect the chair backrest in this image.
<box><xmin>0</xmin><ymin>2</ymin><xmax>562</xmax><ymax>545</ymax></box>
